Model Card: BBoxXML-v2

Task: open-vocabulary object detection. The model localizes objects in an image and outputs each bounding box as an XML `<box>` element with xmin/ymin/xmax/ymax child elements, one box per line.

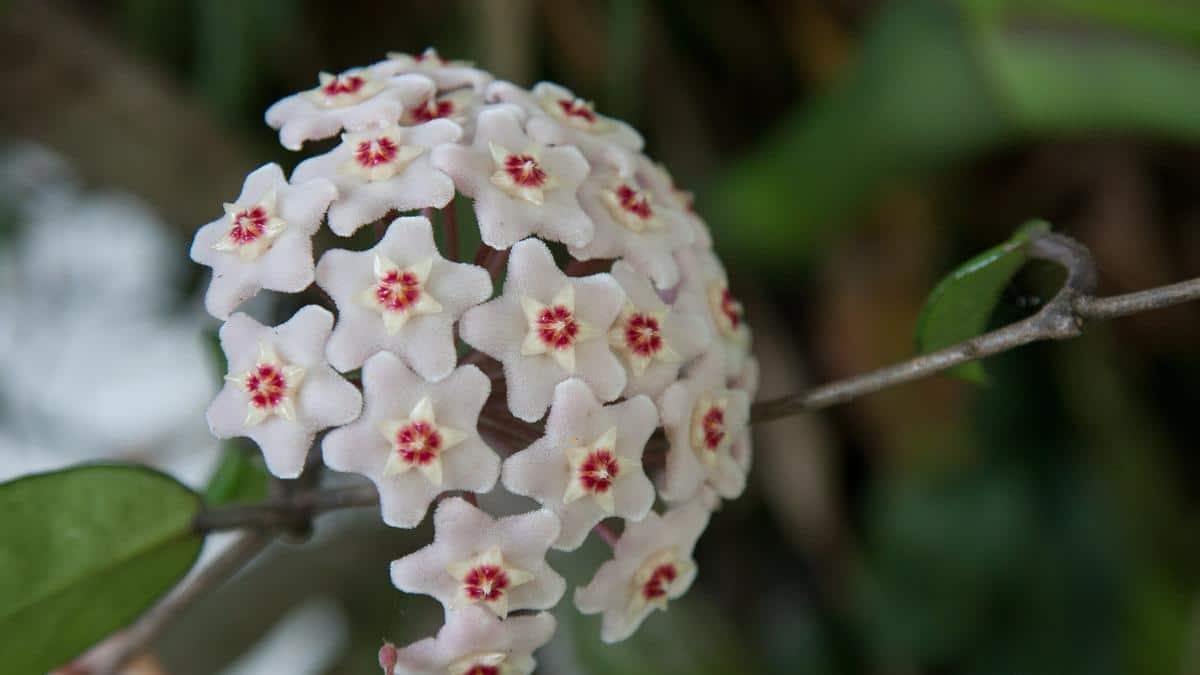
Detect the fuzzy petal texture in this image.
<box><xmin>502</xmin><ymin>378</ymin><xmax>657</xmax><ymax>550</ymax></box>
<box><xmin>205</xmin><ymin>306</ymin><xmax>362</xmax><ymax>478</ymax></box>
<box><xmin>393</xmin><ymin>606</ymin><xmax>555</xmax><ymax>675</ymax></box>
<box><xmin>574</xmin><ymin>500</ymin><xmax>711</xmax><ymax>643</ymax></box>
<box><xmin>321</xmin><ymin>353</ymin><xmax>499</xmax><ymax>528</ymax></box>
<box><xmin>190</xmin><ymin>163</ymin><xmax>337</xmax><ymax>319</ymax></box>
<box><xmin>655</xmin><ymin>351</ymin><xmax>750</xmax><ymax>504</ymax></box>
<box><xmin>487</xmin><ymin>81</ymin><xmax>643</xmax><ymax>169</ymax></box>
<box><xmin>390</xmin><ymin>497</ymin><xmax>566</xmax><ymax>617</ymax></box>
<box><xmin>292</xmin><ymin>119</ymin><xmax>461</xmax><ymax>237</ymax></box>
<box><xmin>674</xmin><ymin>248</ymin><xmax>752</xmax><ymax>378</ymax></box>
<box><xmin>459</xmin><ymin>238</ymin><xmax>626</xmax><ymax>422</ymax></box>
<box><xmin>316</xmin><ymin>216</ymin><xmax>491</xmax><ymax>378</ymax></box>
<box><xmin>608</xmin><ymin>261</ymin><xmax>710</xmax><ymax>399</ymax></box>
<box><xmin>431</xmin><ymin>105</ymin><xmax>593</xmax><ymax>249</ymax></box>
<box><xmin>569</xmin><ymin>169</ymin><xmax>694</xmax><ymax>289</ymax></box>
<box><xmin>266</xmin><ymin>70</ymin><xmax>435</xmax><ymax>150</ymax></box>
<box><xmin>635</xmin><ymin>156</ymin><xmax>713</xmax><ymax>249</ymax></box>
<box><xmin>377</xmin><ymin>48</ymin><xmax>495</xmax><ymax>93</ymax></box>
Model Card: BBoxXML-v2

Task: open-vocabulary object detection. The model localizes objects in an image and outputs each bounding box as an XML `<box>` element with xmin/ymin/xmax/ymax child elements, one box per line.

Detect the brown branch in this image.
<box><xmin>92</xmin><ymin>532</ymin><xmax>270</xmax><ymax>675</ymax></box>
<box><xmin>751</xmin><ymin>232</ymin><xmax>1200</xmax><ymax>423</ymax></box>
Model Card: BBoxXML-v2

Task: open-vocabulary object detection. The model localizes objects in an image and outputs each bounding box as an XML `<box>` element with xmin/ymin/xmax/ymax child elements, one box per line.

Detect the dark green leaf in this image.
<box><xmin>204</xmin><ymin>444</ymin><xmax>269</xmax><ymax>506</ymax></box>
<box><xmin>0</xmin><ymin>464</ymin><xmax>204</xmax><ymax>674</ymax></box>
<box><xmin>914</xmin><ymin>220</ymin><xmax>1050</xmax><ymax>382</ymax></box>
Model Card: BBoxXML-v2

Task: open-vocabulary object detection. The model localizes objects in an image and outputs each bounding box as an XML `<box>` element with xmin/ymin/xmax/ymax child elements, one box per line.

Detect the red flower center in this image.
<box><xmin>322</xmin><ymin>74</ymin><xmax>365</xmax><ymax>97</ymax></box>
<box><xmin>641</xmin><ymin>563</ymin><xmax>679</xmax><ymax>600</ymax></box>
<box><xmin>536</xmin><ymin>305</ymin><xmax>580</xmax><ymax>350</ymax></box>
<box><xmin>622</xmin><ymin>313</ymin><xmax>663</xmax><ymax>357</ymax></box>
<box><xmin>462</xmin><ymin>565</ymin><xmax>510</xmax><ymax>603</ymax></box>
<box><xmin>229</xmin><ymin>206</ymin><xmax>268</xmax><ymax>245</ymax></box>
<box><xmin>719</xmin><ymin>287</ymin><xmax>743</xmax><ymax>329</ymax></box>
<box><xmin>615</xmin><ymin>184</ymin><xmax>653</xmax><ymax>220</ymax></box>
<box><xmin>462</xmin><ymin>667</ymin><xmax>499</xmax><ymax>675</ymax></box>
<box><xmin>579</xmin><ymin>449</ymin><xmax>621</xmax><ymax>494</ymax></box>
<box><xmin>411</xmin><ymin>97</ymin><xmax>455</xmax><ymax>122</ymax></box>
<box><xmin>355</xmin><ymin>136</ymin><xmax>399</xmax><ymax>168</ymax></box>
<box><xmin>245</xmin><ymin>364</ymin><xmax>287</xmax><ymax>410</ymax></box>
<box><xmin>504</xmin><ymin>154</ymin><xmax>548</xmax><ymax>188</ymax></box>
<box><xmin>393</xmin><ymin>420</ymin><xmax>442</xmax><ymax>466</ymax></box>
<box><xmin>557</xmin><ymin>98</ymin><xmax>597</xmax><ymax>124</ymax></box>
<box><xmin>701</xmin><ymin>405</ymin><xmax>726</xmax><ymax>451</ymax></box>
<box><xmin>375</xmin><ymin>270</ymin><xmax>422</xmax><ymax>312</ymax></box>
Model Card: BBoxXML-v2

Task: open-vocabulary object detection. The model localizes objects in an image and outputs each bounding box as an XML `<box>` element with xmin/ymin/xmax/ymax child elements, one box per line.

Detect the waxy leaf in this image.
<box><xmin>0</xmin><ymin>464</ymin><xmax>203</xmax><ymax>674</ymax></box>
<box><xmin>915</xmin><ymin>220</ymin><xmax>1050</xmax><ymax>382</ymax></box>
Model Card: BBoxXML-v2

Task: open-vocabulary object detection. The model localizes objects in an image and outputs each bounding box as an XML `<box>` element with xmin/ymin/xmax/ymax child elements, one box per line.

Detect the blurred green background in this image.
<box><xmin>3</xmin><ymin>1</ymin><xmax>1200</xmax><ymax>673</ymax></box>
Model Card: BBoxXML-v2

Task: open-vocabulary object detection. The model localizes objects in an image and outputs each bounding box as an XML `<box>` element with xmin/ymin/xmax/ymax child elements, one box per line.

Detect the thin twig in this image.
<box><xmin>751</xmin><ymin>232</ymin><xmax>1200</xmax><ymax>422</ymax></box>
<box><xmin>94</xmin><ymin>532</ymin><xmax>270</xmax><ymax>675</ymax></box>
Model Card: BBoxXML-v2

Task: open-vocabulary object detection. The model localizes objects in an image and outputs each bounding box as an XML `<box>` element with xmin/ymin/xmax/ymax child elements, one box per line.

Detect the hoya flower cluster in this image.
<box><xmin>191</xmin><ymin>47</ymin><xmax>758</xmax><ymax>670</ymax></box>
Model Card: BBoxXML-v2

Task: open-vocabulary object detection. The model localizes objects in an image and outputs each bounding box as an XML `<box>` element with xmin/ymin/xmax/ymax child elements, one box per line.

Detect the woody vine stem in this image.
<box><xmin>98</xmin><ymin>229</ymin><xmax>1200</xmax><ymax>675</ymax></box>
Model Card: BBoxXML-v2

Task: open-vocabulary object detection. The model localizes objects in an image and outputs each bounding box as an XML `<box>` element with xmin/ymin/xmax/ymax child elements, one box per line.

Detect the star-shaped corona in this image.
<box><xmin>360</xmin><ymin>255</ymin><xmax>443</xmax><ymax>335</ymax></box>
<box><xmin>601</xmin><ymin>178</ymin><xmax>660</xmax><ymax>233</ymax></box>
<box><xmin>305</xmin><ymin>70</ymin><xmax>385</xmax><ymax>108</ymax></box>
<box><xmin>519</xmin><ymin>285</ymin><xmax>590</xmax><ymax>374</ymax></box>
<box><xmin>608</xmin><ymin>302</ymin><xmax>681</xmax><ymax>377</ymax></box>
<box><xmin>212</xmin><ymin>191</ymin><xmax>287</xmax><ymax>261</ymax></box>
<box><xmin>628</xmin><ymin>548</ymin><xmax>695</xmax><ymax>617</ymax></box>
<box><xmin>340</xmin><ymin>124</ymin><xmax>425</xmax><ymax>182</ymax></box>
<box><xmin>448</xmin><ymin>545</ymin><xmax>535</xmax><ymax>618</ymax></box>
<box><xmin>226</xmin><ymin>342</ymin><xmax>306</xmax><ymax>427</ymax></box>
<box><xmin>562</xmin><ymin>427</ymin><xmax>639</xmax><ymax>514</ymax></box>
<box><xmin>489</xmin><ymin>143</ymin><xmax>556</xmax><ymax>205</ymax></box>
<box><xmin>689</xmin><ymin>391</ymin><xmax>732</xmax><ymax>465</ymax></box>
<box><xmin>378</xmin><ymin>395</ymin><xmax>467</xmax><ymax>486</ymax></box>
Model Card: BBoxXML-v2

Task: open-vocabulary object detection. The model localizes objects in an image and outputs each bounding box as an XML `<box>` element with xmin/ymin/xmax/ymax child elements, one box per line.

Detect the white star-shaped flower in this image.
<box><xmin>608</xmin><ymin>261</ymin><xmax>710</xmax><ymax>398</ymax></box>
<box><xmin>391</xmin><ymin>497</ymin><xmax>565</xmax><ymax>618</ymax></box>
<box><xmin>322</xmin><ymin>352</ymin><xmax>499</xmax><ymax>528</ymax></box>
<box><xmin>391</xmin><ymin>606</ymin><xmax>555</xmax><ymax>675</ymax></box>
<box><xmin>317</xmin><ymin>216</ymin><xmax>491</xmax><ymax>379</ymax></box>
<box><xmin>265</xmin><ymin>70</ymin><xmax>435</xmax><ymax>150</ymax></box>
<box><xmin>459</xmin><ymin>238</ymin><xmax>627</xmax><ymax>422</ymax></box>
<box><xmin>570</xmin><ymin>168</ymin><xmax>695</xmax><ymax>289</ymax></box>
<box><xmin>656</xmin><ymin>351</ymin><xmax>750</xmax><ymax>504</ymax></box>
<box><xmin>377</xmin><ymin>47</ymin><xmax>494</xmax><ymax>93</ymax></box>
<box><xmin>487</xmin><ymin>81</ymin><xmax>643</xmax><ymax>170</ymax></box>
<box><xmin>205</xmin><ymin>306</ymin><xmax>362</xmax><ymax>478</ymax></box>
<box><xmin>292</xmin><ymin>120</ymin><xmax>461</xmax><ymax>237</ymax></box>
<box><xmin>190</xmin><ymin>163</ymin><xmax>337</xmax><ymax>319</ymax></box>
<box><xmin>431</xmin><ymin>104</ymin><xmax>593</xmax><ymax>249</ymax></box>
<box><xmin>502</xmin><ymin>378</ymin><xmax>657</xmax><ymax>550</ymax></box>
<box><xmin>675</xmin><ymin>248</ymin><xmax>752</xmax><ymax>377</ymax></box>
<box><xmin>574</xmin><ymin>500</ymin><xmax>711</xmax><ymax>643</ymax></box>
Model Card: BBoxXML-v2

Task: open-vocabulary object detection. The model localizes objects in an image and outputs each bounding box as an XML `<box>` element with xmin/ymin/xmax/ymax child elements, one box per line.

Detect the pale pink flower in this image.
<box><xmin>392</xmin><ymin>606</ymin><xmax>556</xmax><ymax>675</ymax></box>
<box><xmin>291</xmin><ymin>119</ymin><xmax>461</xmax><ymax>237</ymax></box>
<box><xmin>266</xmin><ymin>70</ymin><xmax>435</xmax><ymax>151</ymax></box>
<box><xmin>635</xmin><ymin>156</ymin><xmax>713</xmax><ymax>249</ymax></box>
<box><xmin>656</xmin><ymin>352</ymin><xmax>750</xmax><ymax>504</ymax></box>
<box><xmin>322</xmin><ymin>353</ymin><xmax>499</xmax><ymax>528</ymax></box>
<box><xmin>574</xmin><ymin>500</ymin><xmax>711</xmax><ymax>643</ymax></box>
<box><xmin>675</xmin><ymin>248</ymin><xmax>752</xmax><ymax>377</ymax></box>
<box><xmin>502</xmin><ymin>378</ymin><xmax>657</xmax><ymax>550</ymax></box>
<box><xmin>205</xmin><ymin>306</ymin><xmax>362</xmax><ymax>478</ymax></box>
<box><xmin>189</xmin><ymin>163</ymin><xmax>337</xmax><ymax>319</ymax></box>
<box><xmin>568</xmin><ymin>168</ymin><xmax>695</xmax><ymax>289</ymax></box>
<box><xmin>390</xmin><ymin>497</ymin><xmax>565</xmax><ymax>618</ymax></box>
<box><xmin>608</xmin><ymin>261</ymin><xmax>711</xmax><ymax>398</ymax></box>
<box><xmin>487</xmin><ymin>81</ymin><xmax>643</xmax><ymax>171</ymax></box>
<box><xmin>316</xmin><ymin>216</ymin><xmax>491</xmax><ymax>379</ymax></box>
<box><xmin>459</xmin><ymin>238</ymin><xmax>626</xmax><ymax>422</ymax></box>
<box><xmin>378</xmin><ymin>48</ymin><xmax>494</xmax><ymax>94</ymax></box>
<box><xmin>431</xmin><ymin>105</ymin><xmax>593</xmax><ymax>249</ymax></box>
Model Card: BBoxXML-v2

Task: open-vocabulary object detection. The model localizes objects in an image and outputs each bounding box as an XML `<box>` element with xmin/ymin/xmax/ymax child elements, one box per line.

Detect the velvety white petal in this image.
<box><xmin>393</xmin><ymin>606</ymin><xmax>554</xmax><ymax>675</ymax></box>
<box><xmin>265</xmin><ymin>73</ymin><xmax>435</xmax><ymax>150</ymax></box>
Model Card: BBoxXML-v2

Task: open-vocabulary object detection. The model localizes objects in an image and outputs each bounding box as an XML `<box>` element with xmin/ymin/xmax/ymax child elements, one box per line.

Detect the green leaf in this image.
<box><xmin>0</xmin><ymin>464</ymin><xmax>204</xmax><ymax>674</ymax></box>
<box><xmin>204</xmin><ymin>444</ymin><xmax>269</xmax><ymax>506</ymax></box>
<box><xmin>914</xmin><ymin>220</ymin><xmax>1050</xmax><ymax>382</ymax></box>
